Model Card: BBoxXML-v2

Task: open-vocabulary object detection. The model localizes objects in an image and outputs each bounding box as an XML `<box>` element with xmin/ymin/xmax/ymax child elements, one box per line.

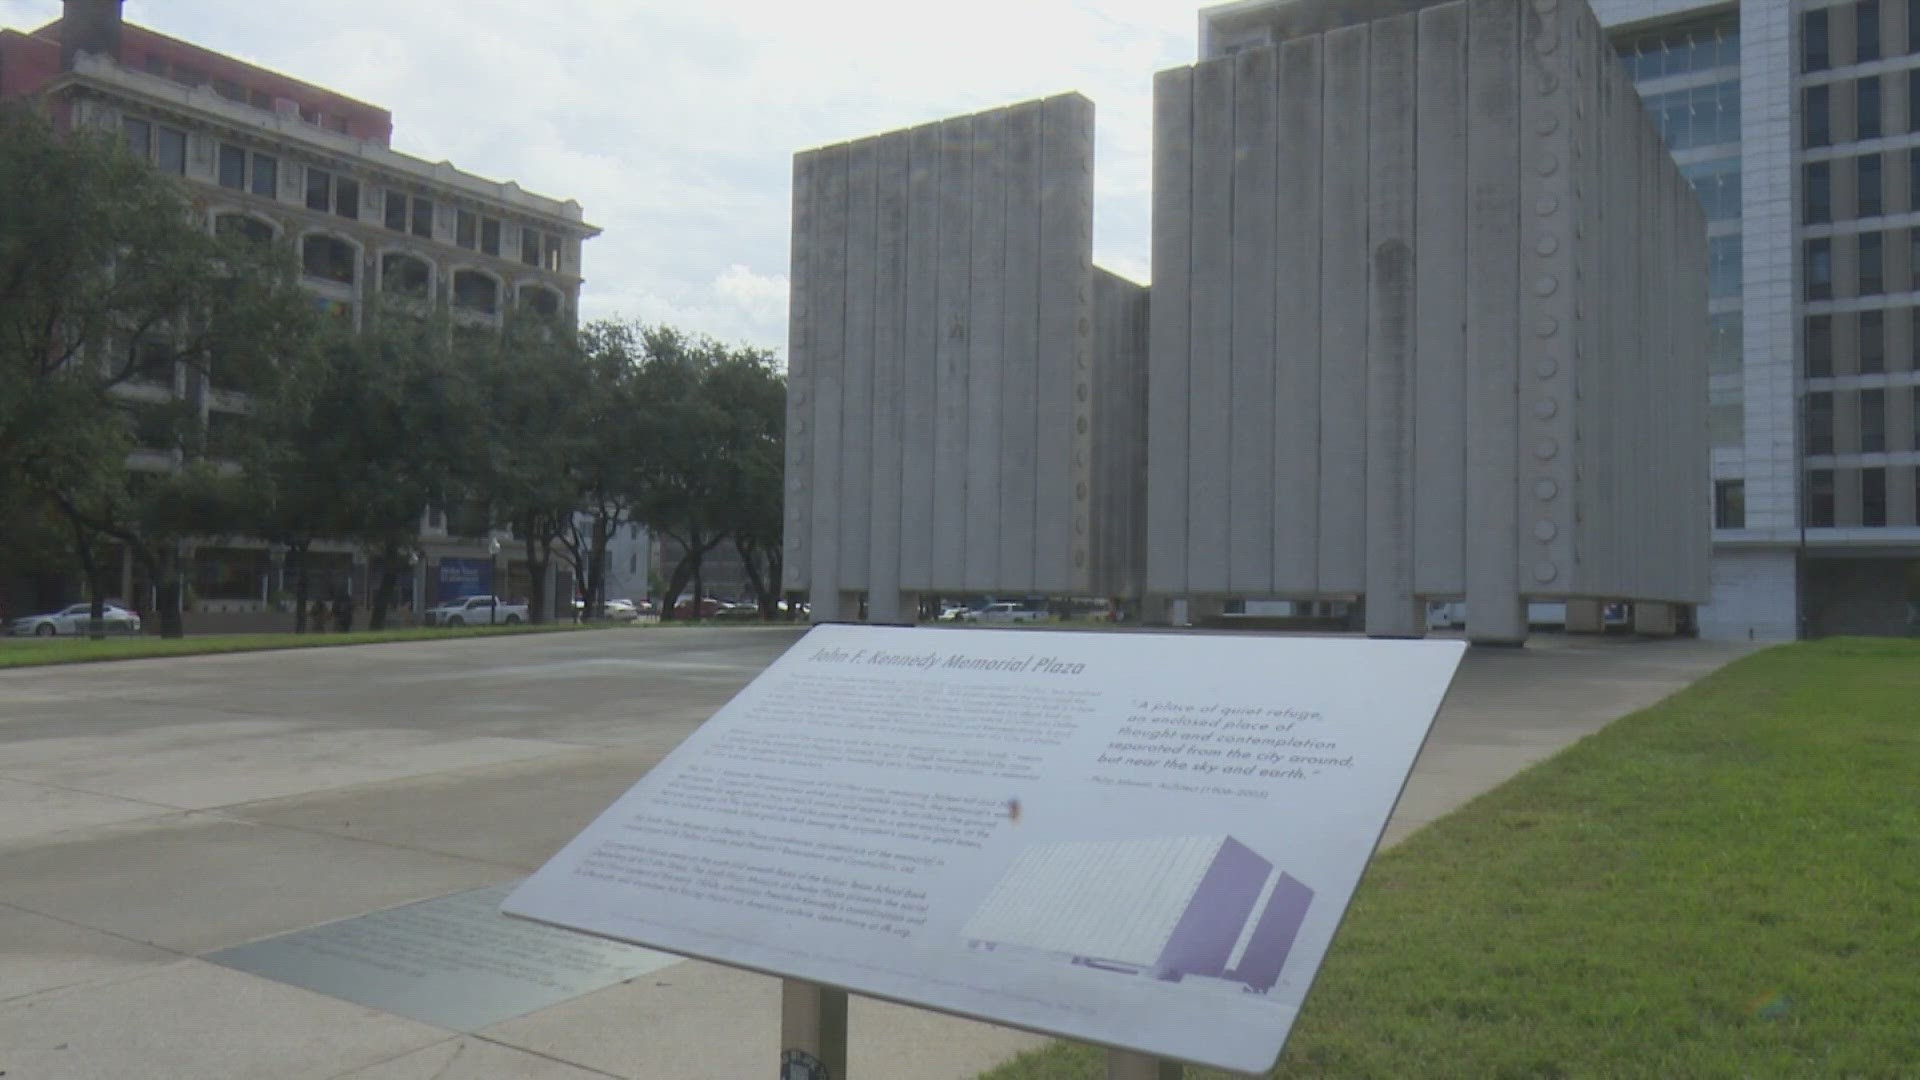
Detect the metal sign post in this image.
<box><xmin>780</xmin><ymin>979</ymin><xmax>848</xmax><ymax>1079</ymax></box>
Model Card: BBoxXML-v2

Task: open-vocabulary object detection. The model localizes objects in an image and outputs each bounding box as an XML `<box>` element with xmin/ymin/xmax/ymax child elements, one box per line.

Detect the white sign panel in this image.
<box><xmin>505</xmin><ymin>626</ymin><xmax>1465</xmax><ymax>1075</ymax></box>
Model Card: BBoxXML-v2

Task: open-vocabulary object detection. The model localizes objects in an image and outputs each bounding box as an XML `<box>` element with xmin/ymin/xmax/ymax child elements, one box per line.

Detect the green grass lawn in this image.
<box><xmin>983</xmin><ymin>639</ymin><xmax>1920</xmax><ymax>1080</ymax></box>
<box><xmin>0</xmin><ymin>622</ymin><xmax>603</xmax><ymax>669</ymax></box>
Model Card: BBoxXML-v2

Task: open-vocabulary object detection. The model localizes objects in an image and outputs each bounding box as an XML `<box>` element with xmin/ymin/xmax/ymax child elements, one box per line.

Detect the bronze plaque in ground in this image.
<box><xmin>207</xmin><ymin>881</ymin><xmax>680</xmax><ymax>1031</ymax></box>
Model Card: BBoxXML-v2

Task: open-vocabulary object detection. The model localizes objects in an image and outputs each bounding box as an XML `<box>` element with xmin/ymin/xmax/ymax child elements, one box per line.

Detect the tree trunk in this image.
<box><xmin>735</xmin><ymin>538</ymin><xmax>773</xmax><ymax>621</ymax></box>
<box><xmin>156</xmin><ymin>549</ymin><xmax>185</xmax><ymax>639</ymax></box>
<box><xmin>588</xmin><ymin>513</ymin><xmax>611</xmax><ymax>620</ymax></box>
<box><xmin>691</xmin><ymin>540</ymin><xmax>706</xmax><ymax>621</ymax></box>
<box><xmin>369</xmin><ymin>548</ymin><xmax>399</xmax><ymax>631</ymax></box>
<box><xmin>292</xmin><ymin>546</ymin><xmax>311</xmax><ymax>634</ymax></box>
<box><xmin>72</xmin><ymin>526</ymin><xmax>107</xmax><ymax>640</ymax></box>
<box><xmin>523</xmin><ymin>532</ymin><xmax>548</xmax><ymax>625</ymax></box>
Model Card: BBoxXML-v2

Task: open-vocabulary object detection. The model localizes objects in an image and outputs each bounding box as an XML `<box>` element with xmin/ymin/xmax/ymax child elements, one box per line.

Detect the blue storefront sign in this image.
<box><xmin>437</xmin><ymin>558</ymin><xmax>493</xmax><ymax>602</ymax></box>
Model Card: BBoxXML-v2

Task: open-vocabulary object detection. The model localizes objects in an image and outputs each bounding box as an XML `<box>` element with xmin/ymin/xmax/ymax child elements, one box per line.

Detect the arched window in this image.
<box><xmin>301</xmin><ymin>234</ymin><xmax>356</xmax><ymax>285</ymax></box>
<box><xmin>381</xmin><ymin>253</ymin><xmax>432</xmax><ymax>300</ymax></box>
<box><xmin>452</xmin><ymin>270</ymin><xmax>499</xmax><ymax>314</ymax></box>
<box><xmin>215</xmin><ymin>213</ymin><xmax>276</xmax><ymax>246</ymax></box>
<box><xmin>519</xmin><ymin>285</ymin><xmax>561</xmax><ymax>318</ymax></box>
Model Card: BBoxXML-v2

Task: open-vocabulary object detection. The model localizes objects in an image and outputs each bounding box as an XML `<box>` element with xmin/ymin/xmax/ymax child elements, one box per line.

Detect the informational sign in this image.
<box><xmin>436</xmin><ymin>558</ymin><xmax>491</xmax><ymax>603</ymax></box>
<box><xmin>505</xmin><ymin>626</ymin><xmax>1465</xmax><ymax>1075</ymax></box>
<box><xmin>211</xmin><ymin>883</ymin><xmax>678</xmax><ymax>1032</ymax></box>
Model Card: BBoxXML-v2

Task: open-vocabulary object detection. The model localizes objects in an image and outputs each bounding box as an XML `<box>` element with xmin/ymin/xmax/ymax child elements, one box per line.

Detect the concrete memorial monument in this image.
<box><xmin>506</xmin><ymin>626</ymin><xmax>1465</xmax><ymax>1075</ymax></box>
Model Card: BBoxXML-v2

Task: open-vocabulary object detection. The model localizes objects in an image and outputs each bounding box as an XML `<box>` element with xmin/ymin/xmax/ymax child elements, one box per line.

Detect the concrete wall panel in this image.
<box><xmin>1228</xmin><ymin>45</ymin><xmax>1278</xmax><ymax>594</ymax></box>
<box><xmin>1363</xmin><ymin>12</ymin><xmax>1420</xmax><ymax>637</ymax></box>
<box><xmin>1038</xmin><ymin>94</ymin><xmax>1098</xmax><ymax>591</ymax></box>
<box><xmin>866</xmin><ymin>131</ymin><xmax>911</xmax><ymax>619</ymax></box>
<box><xmin>899</xmin><ymin>124</ymin><xmax>941</xmax><ymax>592</ymax></box>
<box><xmin>1317</xmin><ymin>23</ymin><xmax>1370</xmax><ymax>596</ymax></box>
<box><xmin>785</xmin><ymin>152</ymin><xmax>816</xmax><ymax>591</ymax></box>
<box><xmin>1147</xmin><ymin>68</ymin><xmax>1194</xmax><ymax>597</ymax></box>
<box><xmin>1187</xmin><ymin>57</ymin><xmax>1236</xmax><ymax>594</ymax></box>
<box><xmin>931</xmin><ymin>117</ymin><xmax>973</xmax><ymax>592</ymax></box>
<box><xmin>1412</xmin><ymin>2</ymin><xmax>1468</xmax><ymax>599</ymax></box>
<box><xmin>839</xmin><ymin>141</ymin><xmax>878</xmax><ymax>592</ymax></box>
<box><xmin>805</xmin><ymin>146</ymin><xmax>849</xmax><ymax>620</ymax></box>
<box><xmin>1271</xmin><ymin>37</ymin><xmax>1324</xmax><ymax>596</ymax></box>
<box><xmin>964</xmin><ymin>110</ymin><xmax>1008</xmax><ymax>592</ymax></box>
<box><xmin>999</xmin><ymin>102</ymin><xmax>1044</xmax><ymax>593</ymax></box>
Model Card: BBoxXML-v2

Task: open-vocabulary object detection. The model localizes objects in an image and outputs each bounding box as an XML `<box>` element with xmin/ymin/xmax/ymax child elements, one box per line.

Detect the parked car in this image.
<box><xmin>571</xmin><ymin>598</ymin><xmax>642</xmax><ymax>622</ymax></box>
<box><xmin>673</xmin><ymin>596</ymin><xmax>725</xmax><ymax>619</ymax></box>
<box><xmin>421</xmin><ymin>595</ymin><xmax>528</xmax><ymax>627</ymax></box>
<box><xmin>967</xmin><ymin>601</ymin><xmax>1047</xmax><ymax>624</ymax></box>
<box><xmin>9</xmin><ymin>603</ymin><xmax>142</xmax><ymax>637</ymax></box>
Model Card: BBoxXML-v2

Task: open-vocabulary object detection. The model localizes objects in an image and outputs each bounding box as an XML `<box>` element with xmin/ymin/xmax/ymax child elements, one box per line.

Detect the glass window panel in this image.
<box><xmin>301</xmin><ymin>234</ymin><xmax>355</xmax><ymax>285</ymax></box>
<box><xmin>1807</xmin><ymin>315</ymin><xmax>1833</xmax><ymax>378</ymax></box>
<box><xmin>1709</xmin><ymin>312</ymin><xmax>1743</xmax><ymax>374</ymax></box>
<box><xmin>1715</xmin><ymin>479</ymin><xmax>1747</xmax><ymax>530</ymax></box>
<box><xmin>1912</xmin><ymin>0</ymin><xmax>1920</xmax><ymax>54</ymax></box>
<box><xmin>1683</xmin><ymin>158</ymin><xmax>1743</xmax><ymax>222</ymax></box>
<box><xmin>154</xmin><ymin>127</ymin><xmax>186</xmax><ymax>175</ymax></box>
<box><xmin>457</xmin><ymin>209</ymin><xmax>477</xmax><ymax>250</ymax></box>
<box><xmin>218</xmin><ymin>144</ymin><xmax>246</xmax><ymax>190</ymax></box>
<box><xmin>1861</xmin><ymin>232</ymin><xmax>1886</xmax><ymax>295</ymax></box>
<box><xmin>1806</xmin><ymin>85</ymin><xmax>1831</xmax><ymax>148</ymax></box>
<box><xmin>385</xmin><ymin>189</ymin><xmax>409</xmax><ymax>231</ymax></box>
<box><xmin>121</xmin><ymin>116</ymin><xmax>149</xmax><ymax>156</ymax></box>
<box><xmin>412</xmin><ymin>197</ymin><xmax>434</xmax><ymax>239</ymax></box>
<box><xmin>1808</xmin><ymin>393</ymin><xmax>1836</xmax><ymax>454</ymax></box>
<box><xmin>1859</xmin><ymin>155</ymin><xmax>1884</xmax><ymax>217</ymax></box>
<box><xmin>251</xmin><ymin>153</ymin><xmax>277</xmax><ymax>198</ymax></box>
<box><xmin>306</xmin><ymin>168</ymin><xmax>332</xmax><ymax>212</ymax></box>
<box><xmin>1807</xmin><ymin>238</ymin><xmax>1834</xmax><ymax>300</ymax></box>
<box><xmin>1862</xmin><ymin>310</ymin><xmax>1886</xmax><ymax>374</ymax></box>
<box><xmin>1859</xmin><ymin>78</ymin><xmax>1883</xmax><ymax>141</ymax></box>
<box><xmin>1806</xmin><ymin>9</ymin><xmax>1831</xmax><ymax>71</ymax></box>
<box><xmin>481</xmin><ymin>218</ymin><xmax>501</xmax><ymax>257</ymax></box>
<box><xmin>1913</xmin><ymin>386</ymin><xmax>1920</xmax><ymax>449</ymax></box>
<box><xmin>521</xmin><ymin>227</ymin><xmax>541</xmax><ymax>266</ymax></box>
<box><xmin>335</xmin><ymin>177</ymin><xmax>359</xmax><ymax>220</ymax></box>
<box><xmin>1709</xmin><ymin>235</ymin><xmax>1743</xmax><ymax>298</ymax></box>
<box><xmin>1863</xmin><ymin>467</ymin><xmax>1888</xmax><ymax>526</ymax></box>
<box><xmin>1859</xmin><ymin>0</ymin><xmax>1882</xmax><ymax>62</ymax></box>
<box><xmin>1809</xmin><ymin>469</ymin><xmax>1836</xmax><ymax>526</ymax></box>
<box><xmin>1806</xmin><ymin>161</ymin><xmax>1831</xmax><ymax>224</ymax></box>
<box><xmin>1863</xmin><ymin>388</ymin><xmax>1887</xmax><ymax>451</ymax></box>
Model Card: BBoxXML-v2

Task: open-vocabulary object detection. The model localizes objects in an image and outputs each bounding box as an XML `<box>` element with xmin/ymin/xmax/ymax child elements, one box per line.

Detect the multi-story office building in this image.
<box><xmin>1</xmin><ymin>1</ymin><xmax>599</xmax><ymax>622</ymax></box>
<box><xmin>1201</xmin><ymin>0</ymin><xmax>1920</xmax><ymax>639</ymax></box>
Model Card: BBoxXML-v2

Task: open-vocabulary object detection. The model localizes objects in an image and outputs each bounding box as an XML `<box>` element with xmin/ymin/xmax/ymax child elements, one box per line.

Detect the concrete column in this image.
<box><xmin>1229</xmin><ymin>44</ymin><xmax>1278</xmax><ymax>596</ymax></box>
<box><xmin>1188</xmin><ymin>55</ymin><xmax>1235</xmax><ymax>595</ymax></box>
<box><xmin>1318</xmin><ymin>24</ymin><xmax>1370</xmax><ymax>596</ymax></box>
<box><xmin>1566</xmin><ymin>599</ymin><xmax>1604</xmax><ymax>634</ymax></box>
<box><xmin>1634</xmin><ymin>601</ymin><xmax>1678</xmax><ymax>637</ymax></box>
<box><xmin>1273</xmin><ymin>36</ymin><xmax>1325</xmax><ymax>595</ymax></box>
<box><xmin>963</xmin><ymin>109</ymin><xmax>1007</xmax><ymax>592</ymax></box>
<box><xmin>1147</xmin><ymin>67</ymin><xmax>1193</xmax><ymax>599</ymax></box>
<box><xmin>1413</xmin><ymin>2</ymin><xmax>1468</xmax><ymax>599</ymax></box>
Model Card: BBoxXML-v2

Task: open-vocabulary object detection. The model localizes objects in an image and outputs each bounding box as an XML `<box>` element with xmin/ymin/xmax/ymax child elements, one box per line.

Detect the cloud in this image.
<box><xmin>2</xmin><ymin>0</ymin><xmax>1198</xmax><ymax>355</ymax></box>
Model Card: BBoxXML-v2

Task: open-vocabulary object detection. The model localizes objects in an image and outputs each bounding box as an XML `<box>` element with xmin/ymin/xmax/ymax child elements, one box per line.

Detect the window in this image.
<box><xmin>521</xmin><ymin>227</ymin><xmax>542</xmax><ymax>267</ymax></box>
<box><xmin>521</xmin><ymin>229</ymin><xmax>563</xmax><ymax>272</ymax></box>
<box><xmin>1862</xmin><ymin>310</ymin><xmax>1886</xmax><ymax>374</ymax></box>
<box><xmin>215</xmin><ymin>214</ymin><xmax>274</xmax><ymax>246</ymax></box>
<box><xmin>155</xmin><ymin>127</ymin><xmax>186</xmax><ymax>175</ymax></box>
<box><xmin>301</xmin><ymin>234</ymin><xmax>356</xmax><ymax>285</ymax></box>
<box><xmin>218</xmin><ymin>145</ymin><xmax>246</xmax><ymax>190</ymax></box>
<box><xmin>1863</xmin><ymin>467</ymin><xmax>1888</xmax><ymax>526</ymax></box>
<box><xmin>451</xmin><ymin>270</ymin><xmax>499</xmax><ymax>314</ymax></box>
<box><xmin>1807</xmin><ymin>315</ymin><xmax>1834</xmax><ymax>377</ymax></box>
<box><xmin>1805</xmin><ymin>162</ymin><xmax>1831</xmax><ymax>224</ymax></box>
<box><xmin>1912</xmin><ymin>0</ymin><xmax>1920</xmax><ymax>53</ymax></box>
<box><xmin>521</xmin><ymin>286</ymin><xmax>561</xmax><ymax>318</ymax></box>
<box><xmin>1805</xmin><ymin>8</ymin><xmax>1831</xmax><ymax>71</ymax></box>
<box><xmin>481</xmin><ymin>218</ymin><xmax>501</xmax><ymax>257</ymax></box>
<box><xmin>1808</xmin><ymin>391</ymin><xmax>1835</xmax><ymax>453</ymax></box>
<box><xmin>1710</xmin><ymin>312</ymin><xmax>1743</xmax><ymax>374</ymax></box>
<box><xmin>412</xmin><ymin>197</ymin><xmax>434</xmax><ymax>239</ymax></box>
<box><xmin>335</xmin><ymin>177</ymin><xmax>359</xmax><ymax>220</ymax></box>
<box><xmin>1860</xmin><ymin>0</ymin><xmax>1883</xmax><ymax>62</ymax></box>
<box><xmin>1859</xmin><ymin>154</ymin><xmax>1884</xmax><ymax>217</ymax></box>
<box><xmin>380</xmin><ymin>253</ymin><xmax>431</xmax><ymax>299</ymax></box>
<box><xmin>385</xmin><ymin>190</ymin><xmax>409</xmax><ymax>232</ymax></box>
<box><xmin>1913</xmin><ymin>386</ymin><xmax>1920</xmax><ymax>449</ymax></box>
<box><xmin>1808</xmin><ymin>469</ymin><xmax>1836</xmax><ymax>526</ymax></box>
<box><xmin>1861</xmin><ymin>232</ymin><xmax>1886</xmax><ymax>295</ymax></box>
<box><xmin>130</xmin><ymin>338</ymin><xmax>175</xmax><ymax>389</ymax></box>
<box><xmin>1860</xmin><ymin>78</ymin><xmax>1884</xmax><ymax>141</ymax></box>
<box><xmin>306</xmin><ymin>167</ymin><xmax>332</xmax><ymax>212</ymax></box>
<box><xmin>1644</xmin><ymin>80</ymin><xmax>1740</xmax><ymax>151</ymax></box>
<box><xmin>1682</xmin><ymin>158</ymin><xmax>1742</xmax><ymax>222</ymax></box>
<box><xmin>457</xmin><ymin>209</ymin><xmax>478</xmax><ymax>249</ymax></box>
<box><xmin>121</xmin><ymin>116</ymin><xmax>150</xmax><ymax>156</ymax></box>
<box><xmin>1714</xmin><ymin>479</ymin><xmax>1746</xmax><ymax>530</ymax></box>
<box><xmin>1863</xmin><ymin>388</ymin><xmax>1888</xmax><ymax>451</ymax></box>
<box><xmin>1807</xmin><ymin>238</ymin><xmax>1834</xmax><ymax>300</ymax></box>
<box><xmin>1806</xmin><ymin>85</ymin><xmax>1831</xmax><ymax>148</ymax></box>
<box><xmin>1911</xmin><ymin>72</ymin><xmax>1920</xmax><ymax>133</ymax></box>
<box><xmin>251</xmin><ymin>153</ymin><xmax>277</xmax><ymax>198</ymax></box>
<box><xmin>1709</xmin><ymin>235</ymin><xmax>1742</xmax><ymax>298</ymax></box>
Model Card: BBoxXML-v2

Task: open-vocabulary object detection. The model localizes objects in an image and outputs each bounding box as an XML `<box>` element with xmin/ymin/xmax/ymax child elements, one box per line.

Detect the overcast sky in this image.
<box><xmin>3</xmin><ymin>0</ymin><xmax>1203</xmax><ymax>358</ymax></box>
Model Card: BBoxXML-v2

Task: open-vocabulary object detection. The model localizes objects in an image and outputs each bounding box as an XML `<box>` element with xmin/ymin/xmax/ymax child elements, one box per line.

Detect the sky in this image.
<box><xmin>1</xmin><ymin>0</ymin><xmax>1205</xmax><ymax>359</ymax></box>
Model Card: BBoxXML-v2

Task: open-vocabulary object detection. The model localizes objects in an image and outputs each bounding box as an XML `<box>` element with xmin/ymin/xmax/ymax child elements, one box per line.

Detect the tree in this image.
<box><xmin>0</xmin><ymin>104</ymin><xmax>319</xmax><ymax>635</ymax></box>
<box><xmin>705</xmin><ymin>347</ymin><xmax>787</xmax><ymax>619</ymax></box>
<box><xmin>554</xmin><ymin>321</ymin><xmax>646</xmax><ymax>621</ymax></box>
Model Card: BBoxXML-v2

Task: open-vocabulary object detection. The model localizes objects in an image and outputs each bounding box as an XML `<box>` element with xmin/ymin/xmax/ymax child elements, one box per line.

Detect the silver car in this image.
<box><xmin>9</xmin><ymin>603</ymin><xmax>143</xmax><ymax>637</ymax></box>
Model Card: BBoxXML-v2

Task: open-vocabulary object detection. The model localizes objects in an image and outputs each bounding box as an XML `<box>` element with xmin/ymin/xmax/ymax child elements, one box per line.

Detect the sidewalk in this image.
<box><xmin>0</xmin><ymin>629</ymin><xmax>1754</xmax><ymax>1079</ymax></box>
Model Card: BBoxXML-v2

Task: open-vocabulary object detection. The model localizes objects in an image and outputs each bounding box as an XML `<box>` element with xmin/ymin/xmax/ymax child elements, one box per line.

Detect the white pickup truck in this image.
<box><xmin>422</xmin><ymin>595</ymin><xmax>529</xmax><ymax>627</ymax></box>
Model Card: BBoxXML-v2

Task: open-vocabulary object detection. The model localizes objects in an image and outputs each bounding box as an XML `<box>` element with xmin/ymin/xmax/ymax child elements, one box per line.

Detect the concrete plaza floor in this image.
<box><xmin>0</xmin><ymin>625</ymin><xmax>1755</xmax><ymax>1079</ymax></box>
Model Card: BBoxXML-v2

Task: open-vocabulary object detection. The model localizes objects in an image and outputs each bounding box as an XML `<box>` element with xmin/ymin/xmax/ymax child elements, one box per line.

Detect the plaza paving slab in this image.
<box><xmin>0</xmin><ymin>625</ymin><xmax>1754</xmax><ymax>1078</ymax></box>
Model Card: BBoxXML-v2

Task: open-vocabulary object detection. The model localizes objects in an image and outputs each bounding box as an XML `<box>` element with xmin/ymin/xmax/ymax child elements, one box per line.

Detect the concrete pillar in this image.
<box><xmin>1633</xmin><ymin>601</ymin><xmax>1678</xmax><ymax>637</ymax></box>
<box><xmin>1566</xmin><ymin>599</ymin><xmax>1605</xmax><ymax>634</ymax></box>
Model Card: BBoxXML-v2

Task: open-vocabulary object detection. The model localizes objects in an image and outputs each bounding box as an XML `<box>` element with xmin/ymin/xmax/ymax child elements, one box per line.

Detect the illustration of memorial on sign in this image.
<box><xmin>960</xmin><ymin>836</ymin><xmax>1312</xmax><ymax>994</ymax></box>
